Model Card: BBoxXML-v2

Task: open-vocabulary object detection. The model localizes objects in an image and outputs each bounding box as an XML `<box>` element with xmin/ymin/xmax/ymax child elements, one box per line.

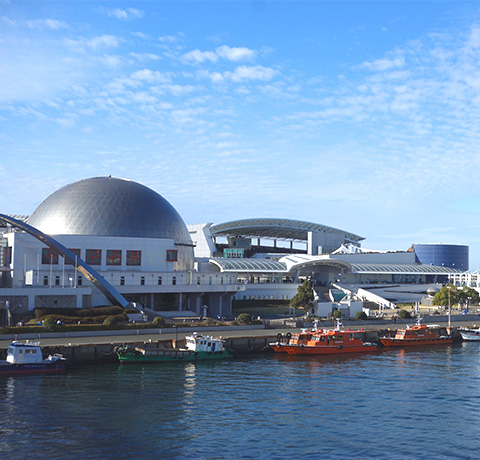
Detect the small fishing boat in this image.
<box><xmin>115</xmin><ymin>332</ymin><xmax>234</xmax><ymax>363</ymax></box>
<box><xmin>0</xmin><ymin>341</ymin><xmax>66</xmax><ymax>376</ymax></box>
<box><xmin>379</xmin><ymin>317</ymin><xmax>452</xmax><ymax>347</ymax></box>
<box><xmin>270</xmin><ymin>321</ymin><xmax>377</xmax><ymax>355</ymax></box>
<box><xmin>458</xmin><ymin>327</ymin><xmax>480</xmax><ymax>342</ymax></box>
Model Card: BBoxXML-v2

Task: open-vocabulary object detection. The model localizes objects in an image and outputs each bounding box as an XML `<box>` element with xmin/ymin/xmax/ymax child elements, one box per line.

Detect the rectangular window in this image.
<box><xmin>166</xmin><ymin>250</ymin><xmax>178</xmax><ymax>262</ymax></box>
<box><xmin>42</xmin><ymin>248</ymin><xmax>59</xmax><ymax>265</ymax></box>
<box><xmin>157</xmin><ymin>276</ymin><xmax>162</xmax><ymax>285</ymax></box>
<box><xmin>77</xmin><ymin>276</ymin><xmax>82</xmax><ymax>286</ymax></box>
<box><xmin>126</xmin><ymin>250</ymin><xmax>141</xmax><ymax>266</ymax></box>
<box><xmin>2</xmin><ymin>246</ymin><xmax>12</xmax><ymax>265</ymax></box>
<box><xmin>140</xmin><ymin>276</ymin><xmax>145</xmax><ymax>286</ymax></box>
<box><xmin>106</xmin><ymin>250</ymin><xmax>122</xmax><ymax>266</ymax></box>
<box><xmin>69</xmin><ymin>249</ymin><xmax>81</xmax><ymax>259</ymax></box>
<box><xmin>120</xmin><ymin>276</ymin><xmax>125</xmax><ymax>286</ymax></box>
<box><xmin>43</xmin><ymin>276</ymin><xmax>48</xmax><ymax>286</ymax></box>
<box><xmin>172</xmin><ymin>276</ymin><xmax>176</xmax><ymax>285</ymax></box>
<box><xmin>86</xmin><ymin>249</ymin><xmax>101</xmax><ymax>265</ymax></box>
<box><xmin>55</xmin><ymin>276</ymin><xmax>60</xmax><ymax>286</ymax></box>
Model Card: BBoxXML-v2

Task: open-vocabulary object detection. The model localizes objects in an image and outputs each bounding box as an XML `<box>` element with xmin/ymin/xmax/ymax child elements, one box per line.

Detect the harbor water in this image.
<box><xmin>1</xmin><ymin>342</ymin><xmax>480</xmax><ymax>460</ymax></box>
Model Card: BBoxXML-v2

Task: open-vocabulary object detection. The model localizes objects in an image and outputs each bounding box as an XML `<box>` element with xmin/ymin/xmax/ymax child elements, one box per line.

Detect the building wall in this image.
<box><xmin>414</xmin><ymin>244</ymin><xmax>469</xmax><ymax>270</ymax></box>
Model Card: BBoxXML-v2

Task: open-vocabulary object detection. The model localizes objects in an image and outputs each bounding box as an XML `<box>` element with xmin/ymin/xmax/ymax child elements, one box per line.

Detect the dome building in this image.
<box><xmin>0</xmin><ymin>177</ymin><xmax>237</xmax><ymax>318</ymax></box>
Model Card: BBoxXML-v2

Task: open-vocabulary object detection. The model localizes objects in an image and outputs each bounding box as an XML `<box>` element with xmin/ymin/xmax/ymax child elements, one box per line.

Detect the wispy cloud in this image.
<box><xmin>182</xmin><ymin>45</ymin><xmax>256</xmax><ymax>64</ymax></box>
<box><xmin>27</xmin><ymin>19</ymin><xmax>70</xmax><ymax>30</ymax></box>
<box><xmin>106</xmin><ymin>8</ymin><xmax>144</xmax><ymax>21</ymax></box>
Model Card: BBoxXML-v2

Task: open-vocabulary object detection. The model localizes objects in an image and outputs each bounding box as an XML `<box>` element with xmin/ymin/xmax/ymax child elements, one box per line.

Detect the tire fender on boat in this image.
<box><xmin>338</xmin><ymin>345</ymin><xmax>343</xmax><ymax>350</ymax></box>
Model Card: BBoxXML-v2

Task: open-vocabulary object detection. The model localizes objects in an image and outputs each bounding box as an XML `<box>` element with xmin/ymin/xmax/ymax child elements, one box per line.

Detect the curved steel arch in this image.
<box><xmin>0</xmin><ymin>213</ymin><xmax>130</xmax><ymax>309</ymax></box>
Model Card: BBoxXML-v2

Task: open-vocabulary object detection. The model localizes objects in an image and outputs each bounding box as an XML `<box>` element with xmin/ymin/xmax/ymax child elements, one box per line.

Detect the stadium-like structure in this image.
<box><xmin>0</xmin><ymin>177</ymin><xmax>470</xmax><ymax>323</ymax></box>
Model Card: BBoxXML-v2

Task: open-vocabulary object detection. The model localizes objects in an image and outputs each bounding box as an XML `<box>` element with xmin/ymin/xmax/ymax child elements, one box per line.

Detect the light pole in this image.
<box><xmin>447</xmin><ymin>285</ymin><xmax>451</xmax><ymax>329</ymax></box>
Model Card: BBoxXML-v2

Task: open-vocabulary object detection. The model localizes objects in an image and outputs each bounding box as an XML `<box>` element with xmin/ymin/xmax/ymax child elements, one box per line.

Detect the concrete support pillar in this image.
<box><xmin>178</xmin><ymin>292</ymin><xmax>183</xmax><ymax>311</ymax></box>
<box><xmin>196</xmin><ymin>296</ymin><xmax>201</xmax><ymax>315</ymax></box>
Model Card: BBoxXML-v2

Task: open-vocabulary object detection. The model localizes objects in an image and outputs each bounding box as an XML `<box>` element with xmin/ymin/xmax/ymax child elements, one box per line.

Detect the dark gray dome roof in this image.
<box><xmin>27</xmin><ymin>177</ymin><xmax>191</xmax><ymax>243</ymax></box>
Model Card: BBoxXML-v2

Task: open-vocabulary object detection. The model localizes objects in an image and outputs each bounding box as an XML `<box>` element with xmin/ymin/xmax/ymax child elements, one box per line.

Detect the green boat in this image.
<box><xmin>115</xmin><ymin>333</ymin><xmax>234</xmax><ymax>363</ymax></box>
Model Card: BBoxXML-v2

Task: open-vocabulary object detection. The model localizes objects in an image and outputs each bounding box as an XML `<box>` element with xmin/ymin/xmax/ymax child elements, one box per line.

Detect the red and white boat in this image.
<box><xmin>270</xmin><ymin>321</ymin><xmax>377</xmax><ymax>356</ymax></box>
<box><xmin>379</xmin><ymin>317</ymin><xmax>452</xmax><ymax>347</ymax></box>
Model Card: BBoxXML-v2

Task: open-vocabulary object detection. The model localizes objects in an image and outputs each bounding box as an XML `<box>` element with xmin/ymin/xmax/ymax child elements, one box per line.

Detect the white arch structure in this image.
<box><xmin>0</xmin><ymin>213</ymin><xmax>131</xmax><ymax>309</ymax></box>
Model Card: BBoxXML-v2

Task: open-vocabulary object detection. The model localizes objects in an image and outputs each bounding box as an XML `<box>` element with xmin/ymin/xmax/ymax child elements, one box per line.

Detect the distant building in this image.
<box><xmin>0</xmin><ymin>176</ymin><xmax>471</xmax><ymax>322</ymax></box>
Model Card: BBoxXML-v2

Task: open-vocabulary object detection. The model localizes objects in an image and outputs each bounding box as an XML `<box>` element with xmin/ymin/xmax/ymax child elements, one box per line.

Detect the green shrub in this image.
<box><xmin>42</xmin><ymin>316</ymin><xmax>57</xmax><ymax>328</ymax></box>
<box><xmin>152</xmin><ymin>316</ymin><xmax>166</xmax><ymax>327</ymax></box>
<box><xmin>236</xmin><ymin>313</ymin><xmax>252</xmax><ymax>325</ymax></box>
<box><xmin>333</xmin><ymin>310</ymin><xmax>342</xmax><ymax>319</ymax></box>
<box><xmin>103</xmin><ymin>316</ymin><xmax>119</xmax><ymax>326</ymax></box>
<box><xmin>398</xmin><ymin>309</ymin><xmax>412</xmax><ymax>319</ymax></box>
<box><xmin>355</xmin><ymin>311</ymin><xmax>368</xmax><ymax>320</ymax></box>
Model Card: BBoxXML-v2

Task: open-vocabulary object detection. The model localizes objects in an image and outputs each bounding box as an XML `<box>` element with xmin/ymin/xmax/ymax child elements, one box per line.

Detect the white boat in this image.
<box><xmin>459</xmin><ymin>328</ymin><xmax>480</xmax><ymax>342</ymax></box>
<box><xmin>0</xmin><ymin>341</ymin><xmax>67</xmax><ymax>376</ymax></box>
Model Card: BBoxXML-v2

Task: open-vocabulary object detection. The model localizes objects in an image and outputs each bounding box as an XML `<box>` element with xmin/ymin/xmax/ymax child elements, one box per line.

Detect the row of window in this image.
<box><xmin>41</xmin><ymin>249</ymin><xmax>179</xmax><ymax>266</ymax></box>
<box><xmin>41</xmin><ymin>275</ymin><xmax>175</xmax><ymax>287</ymax></box>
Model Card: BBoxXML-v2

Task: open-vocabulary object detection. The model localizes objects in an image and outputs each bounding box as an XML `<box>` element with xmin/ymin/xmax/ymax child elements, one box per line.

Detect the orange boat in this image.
<box><xmin>270</xmin><ymin>322</ymin><xmax>378</xmax><ymax>356</ymax></box>
<box><xmin>379</xmin><ymin>317</ymin><xmax>452</xmax><ymax>347</ymax></box>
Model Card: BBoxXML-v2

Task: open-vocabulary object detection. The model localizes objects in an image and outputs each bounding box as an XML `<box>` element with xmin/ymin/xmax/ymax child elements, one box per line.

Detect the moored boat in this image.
<box><xmin>115</xmin><ymin>332</ymin><xmax>234</xmax><ymax>363</ymax></box>
<box><xmin>458</xmin><ymin>327</ymin><xmax>480</xmax><ymax>342</ymax></box>
<box><xmin>0</xmin><ymin>341</ymin><xmax>67</xmax><ymax>376</ymax></box>
<box><xmin>379</xmin><ymin>317</ymin><xmax>452</xmax><ymax>347</ymax></box>
<box><xmin>270</xmin><ymin>321</ymin><xmax>377</xmax><ymax>356</ymax></box>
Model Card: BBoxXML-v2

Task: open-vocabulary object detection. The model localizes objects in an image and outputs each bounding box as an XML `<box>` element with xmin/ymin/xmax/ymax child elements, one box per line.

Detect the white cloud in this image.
<box><xmin>216</xmin><ymin>45</ymin><xmax>256</xmax><ymax>61</ymax></box>
<box><xmin>198</xmin><ymin>65</ymin><xmax>277</xmax><ymax>83</ymax></box>
<box><xmin>107</xmin><ymin>8</ymin><xmax>144</xmax><ymax>21</ymax></box>
<box><xmin>64</xmin><ymin>35</ymin><xmax>122</xmax><ymax>53</ymax></box>
<box><xmin>1</xmin><ymin>16</ymin><xmax>16</xmax><ymax>27</ymax></box>
<box><xmin>359</xmin><ymin>56</ymin><xmax>405</xmax><ymax>72</ymax></box>
<box><xmin>182</xmin><ymin>45</ymin><xmax>257</xmax><ymax>65</ymax></box>
<box><xmin>131</xmin><ymin>69</ymin><xmax>171</xmax><ymax>83</ymax></box>
<box><xmin>27</xmin><ymin>19</ymin><xmax>70</xmax><ymax>30</ymax></box>
<box><xmin>226</xmin><ymin>65</ymin><xmax>277</xmax><ymax>82</ymax></box>
<box><xmin>182</xmin><ymin>49</ymin><xmax>218</xmax><ymax>64</ymax></box>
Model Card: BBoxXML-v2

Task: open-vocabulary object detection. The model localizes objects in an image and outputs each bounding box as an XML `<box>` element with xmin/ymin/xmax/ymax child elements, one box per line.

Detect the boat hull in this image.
<box><xmin>379</xmin><ymin>337</ymin><xmax>452</xmax><ymax>347</ymax></box>
<box><xmin>0</xmin><ymin>362</ymin><xmax>66</xmax><ymax>376</ymax></box>
<box><xmin>459</xmin><ymin>330</ymin><xmax>480</xmax><ymax>342</ymax></box>
<box><xmin>117</xmin><ymin>349</ymin><xmax>233</xmax><ymax>363</ymax></box>
<box><xmin>280</xmin><ymin>344</ymin><xmax>377</xmax><ymax>355</ymax></box>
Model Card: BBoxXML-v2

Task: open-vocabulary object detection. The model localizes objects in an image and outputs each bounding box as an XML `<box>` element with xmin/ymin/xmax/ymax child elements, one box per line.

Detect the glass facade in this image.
<box><xmin>414</xmin><ymin>244</ymin><xmax>469</xmax><ymax>270</ymax></box>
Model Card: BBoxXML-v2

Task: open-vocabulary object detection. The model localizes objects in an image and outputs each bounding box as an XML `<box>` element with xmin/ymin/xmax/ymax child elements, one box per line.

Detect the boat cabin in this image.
<box><xmin>185</xmin><ymin>334</ymin><xmax>226</xmax><ymax>353</ymax></box>
<box><xmin>7</xmin><ymin>342</ymin><xmax>43</xmax><ymax>364</ymax></box>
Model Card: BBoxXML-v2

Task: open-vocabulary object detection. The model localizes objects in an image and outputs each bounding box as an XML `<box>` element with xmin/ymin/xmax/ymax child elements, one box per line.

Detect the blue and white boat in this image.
<box><xmin>0</xmin><ymin>341</ymin><xmax>66</xmax><ymax>376</ymax></box>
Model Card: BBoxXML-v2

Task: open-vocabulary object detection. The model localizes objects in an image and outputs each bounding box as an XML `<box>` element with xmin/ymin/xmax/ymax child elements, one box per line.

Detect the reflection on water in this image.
<box><xmin>1</xmin><ymin>346</ymin><xmax>480</xmax><ymax>459</ymax></box>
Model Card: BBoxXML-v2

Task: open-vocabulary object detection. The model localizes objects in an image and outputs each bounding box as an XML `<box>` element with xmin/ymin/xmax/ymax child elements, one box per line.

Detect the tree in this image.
<box><xmin>433</xmin><ymin>285</ymin><xmax>460</xmax><ymax>307</ymax></box>
<box><xmin>290</xmin><ymin>280</ymin><xmax>315</xmax><ymax>315</ymax></box>
<box><xmin>457</xmin><ymin>287</ymin><xmax>480</xmax><ymax>306</ymax></box>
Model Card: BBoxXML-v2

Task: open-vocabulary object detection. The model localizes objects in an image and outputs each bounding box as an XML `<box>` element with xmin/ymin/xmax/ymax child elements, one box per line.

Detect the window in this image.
<box><xmin>106</xmin><ymin>250</ymin><xmax>122</xmax><ymax>266</ymax></box>
<box><xmin>43</xmin><ymin>276</ymin><xmax>48</xmax><ymax>286</ymax></box>
<box><xmin>55</xmin><ymin>276</ymin><xmax>60</xmax><ymax>286</ymax></box>
<box><xmin>157</xmin><ymin>276</ymin><xmax>162</xmax><ymax>285</ymax></box>
<box><xmin>140</xmin><ymin>276</ymin><xmax>145</xmax><ymax>286</ymax></box>
<box><xmin>126</xmin><ymin>250</ymin><xmax>141</xmax><ymax>266</ymax></box>
<box><xmin>86</xmin><ymin>249</ymin><xmax>101</xmax><ymax>265</ymax></box>
<box><xmin>69</xmin><ymin>249</ymin><xmax>81</xmax><ymax>259</ymax></box>
<box><xmin>42</xmin><ymin>248</ymin><xmax>58</xmax><ymax>265</ymax></box>
<box><xmin>172</xmin><ymin>276</ymin><xmax>176</xmax><ymax>285</ymax></box>
<box><xmin>77</xmin><ymin>276</ymin><xmax>82</xmax><ymax>286</ymax></box>
<box><xmin>120</xmin><ymin>276</ymin><xmax>125</xmax><ymax>286</ymax></box>
<box><xmin>166</xmin><ymin>250</ymin><xmax>178</xmax><ymax>262</ymax></box>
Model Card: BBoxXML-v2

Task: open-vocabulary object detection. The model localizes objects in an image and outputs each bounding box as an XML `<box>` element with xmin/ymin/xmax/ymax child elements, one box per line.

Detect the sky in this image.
<box><xmin>2</xmin><ymin>1</ymin><xmax>480</xmax><ymax>268</ymax></box>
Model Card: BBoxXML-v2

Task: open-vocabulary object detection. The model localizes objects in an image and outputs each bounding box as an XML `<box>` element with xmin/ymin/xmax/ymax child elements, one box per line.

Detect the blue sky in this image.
<box><xmin>2</xmin><ymin>1</ymin><xmax>480</xmax><ymax>268</ymax></box>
